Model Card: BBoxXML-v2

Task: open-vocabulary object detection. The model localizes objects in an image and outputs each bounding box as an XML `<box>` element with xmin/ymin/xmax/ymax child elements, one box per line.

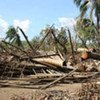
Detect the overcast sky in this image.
<box><xmin>0</xmin><ymin>0</ymin><xmax>79</xmax><ymax>40</ymax></box>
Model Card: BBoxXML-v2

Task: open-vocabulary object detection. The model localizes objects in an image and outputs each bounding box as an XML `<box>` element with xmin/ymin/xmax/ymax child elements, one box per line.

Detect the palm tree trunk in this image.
<box><xmin>97</xmin><ymin>14</ymin><xmax>100</xmax><ymax>35</ymax></box>
<box><xmin>96</xmin><ymin>14</ymin><xmax>100</xmax><ymax>46</ymax></box>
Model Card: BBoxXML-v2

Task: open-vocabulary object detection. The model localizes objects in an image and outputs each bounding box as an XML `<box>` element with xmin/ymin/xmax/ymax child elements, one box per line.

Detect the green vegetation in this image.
<box><xmin>75</xmin><ymin>18</ymin><xmax>95</xmax><ymax>47</ymax></box>
<box><xmin>74</xmin><ymin>0</ymin><xmax>100</xmax><ymax>49</ymax></box>
<box><xmin>74</xmin><ymin>0</ymin><xmax>100</xmax><ymax>30</ymax></box>
<box><xmin>5</xmin><ymin>26</ymin><xmax>23</xmax><ymax>47</ymax></box>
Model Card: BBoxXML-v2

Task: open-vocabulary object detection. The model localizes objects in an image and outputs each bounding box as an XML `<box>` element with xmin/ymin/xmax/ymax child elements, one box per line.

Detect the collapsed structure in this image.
<box><xmin>0</xmin><ymin>27</ymin><xmax>100</xmax><ymax>89</ymax></box>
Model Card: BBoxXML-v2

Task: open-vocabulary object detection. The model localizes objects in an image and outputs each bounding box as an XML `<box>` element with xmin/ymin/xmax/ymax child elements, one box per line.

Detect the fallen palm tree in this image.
<box><xmin>81</xmin><ymin>51</ymin><xmax>100</xmax><ymax>60</ymax></box>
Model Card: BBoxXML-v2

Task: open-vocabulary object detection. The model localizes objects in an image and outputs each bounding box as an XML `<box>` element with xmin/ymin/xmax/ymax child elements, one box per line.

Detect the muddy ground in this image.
<box><xmin>0</xmin><ymin>82</ymin><xmax>100</xmax><ymax>100</ymax></box>
<box><xmin>0</xmin><ymin>83</ymin><xmax>82</xmax><ymax>100</ymax></box>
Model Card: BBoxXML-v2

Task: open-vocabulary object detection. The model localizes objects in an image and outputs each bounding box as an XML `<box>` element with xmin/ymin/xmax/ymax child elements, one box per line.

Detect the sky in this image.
<box><xmin>0</xmin><ymin>0</ymin><xmax>80</xmax><ymax>40</ymax></box>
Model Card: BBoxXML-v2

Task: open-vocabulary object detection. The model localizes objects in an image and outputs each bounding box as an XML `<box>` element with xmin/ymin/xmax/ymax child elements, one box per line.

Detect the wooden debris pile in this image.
<box><xmin>0</xmin><ymin>41</ymin><xmax>66</xmax><ymax>77</ymax></box>
<box><xmin>0</xmin><ymin>27</ymin><xmax>100</xmax><ymax>88</ymax></box>
<box><xmin>0</xmin><ymin>38</ymin><xmax>100</xmax><ymax>88</ymax></box>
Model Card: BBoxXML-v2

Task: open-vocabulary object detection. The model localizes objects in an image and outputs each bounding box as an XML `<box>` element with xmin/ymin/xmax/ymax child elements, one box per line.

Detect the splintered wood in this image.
<box><xmin>0</xmin><ymin>40</ymin><xmax>100</xmax><ymax>89</ymax></box>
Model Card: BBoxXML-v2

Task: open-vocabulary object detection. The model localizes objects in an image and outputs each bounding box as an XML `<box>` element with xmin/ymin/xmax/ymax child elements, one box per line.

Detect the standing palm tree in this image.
<box><xmin>75</xmin><ymin>18</ymin><xmax>95</xmax><ymax>47</ymax></box>
<box><xmin>5</xmin><ymin>26</ymin><xmax>22</xmax><ymax>47</ymax></box>
<box><xmin>74</xmin><ymin>0</ymin><xmax>100</xmax><ymax>34</ymax></box>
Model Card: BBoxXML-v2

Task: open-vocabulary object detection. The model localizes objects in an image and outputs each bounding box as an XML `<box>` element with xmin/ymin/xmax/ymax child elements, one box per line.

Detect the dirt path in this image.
<box><xmin>0</xmin><ymin>83</ymin><xmax>81</xmax><ymax>100</ymax></box>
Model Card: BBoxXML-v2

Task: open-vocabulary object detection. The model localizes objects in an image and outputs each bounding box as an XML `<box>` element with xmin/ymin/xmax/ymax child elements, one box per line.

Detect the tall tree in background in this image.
<box><xmin>5</xmin><ymin>26</ymin><xmax>22</xmax><ymax>47</ymax></box>
<box><xmin>39</xmin><ymin>25</ymin><xmax>68</xmax><ymax>54</ymax></box>
<box><xmin>56</xmin><ymin>27</ymin><xmax>68</xmax><ymax>54</ymax></box>
<box><xmin>74</xmin><ymin>0</ymin><xmax>100</xmax><ymax>35</ymax></box>
<box><xmin>31</xmin><ymin>36</ymin><xmax>40</xmax><ymax>48</ymax></box>
<box><xmin>57</xmin><ymin>27</ymin><xmax>68</xmax><ymax>45</ymax></box>
<box><xmin>40</xmin><ymin>25</ymin><xmax>55</xmax><ymax>51</ymax></box>
<box><xmin>75</xmin><ymin>18</ymin><xmax>95</xmax><ymax>47</ymax></box>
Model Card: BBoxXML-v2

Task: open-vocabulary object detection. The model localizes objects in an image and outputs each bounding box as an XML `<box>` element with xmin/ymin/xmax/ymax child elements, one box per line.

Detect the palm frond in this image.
<box><xmin>74</xmin><ymin>0</ymin><xmax>82</xmax><ymax>7</ymax></box>
<box><xmin>90</xmin><ymin>1</ymin><xmax>95</xmax><ymax>21</ymax></box>
<box><xmin>5</xmin><ymin>26</ymin><xmax>23</xmax><ymax>47</ymax></box>
<box><xmin>5</xmin><ymin>26</ymin><xmax>16</xmax><ymax>41</ymax></box>
<box><xmin>94</xmin><ymin>1</ymin><xmax>100</xmax><ymax>17</ymax></box>
<box><xmin>80</xmin><ymin>1</ymin><xmax>89</xmax><ymax>18</ymax></box>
